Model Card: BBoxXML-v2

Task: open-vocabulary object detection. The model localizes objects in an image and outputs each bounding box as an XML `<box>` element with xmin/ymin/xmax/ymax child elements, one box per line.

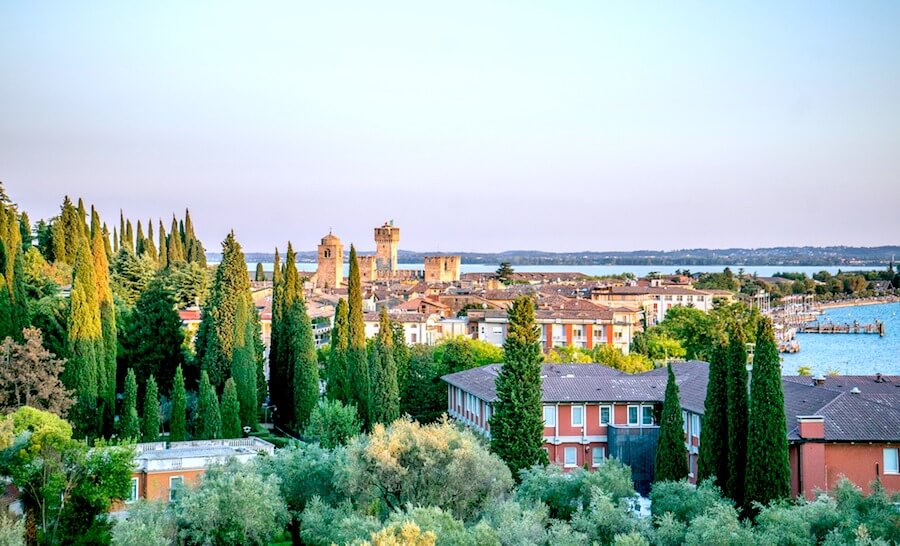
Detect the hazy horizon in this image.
<box><xmin>3</xmin><ymin>2</ymin><xmax>899</xmax><ymax>252</ymax></box>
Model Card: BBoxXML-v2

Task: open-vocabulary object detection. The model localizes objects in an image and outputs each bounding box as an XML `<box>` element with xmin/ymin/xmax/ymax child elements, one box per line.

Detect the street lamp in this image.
<box><xmin>264</xmin><ymin>405</ymin><xmax>277</xmax><ymax>425</ymax></box>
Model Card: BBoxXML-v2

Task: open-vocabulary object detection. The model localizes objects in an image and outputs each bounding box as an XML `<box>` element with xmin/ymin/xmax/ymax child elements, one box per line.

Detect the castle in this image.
<box><xmin>315</xmin><ymin>221</ymin><xmax>461</xmax><ymax>287</ymax></box>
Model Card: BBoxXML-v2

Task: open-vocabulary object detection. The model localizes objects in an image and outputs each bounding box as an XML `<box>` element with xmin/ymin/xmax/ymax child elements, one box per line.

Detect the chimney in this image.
<box><xmin>812</xmin><ymin>375</ymin><xmax>826</xmax><ymax>387</ymax></box>
<box><xmin>875</xmin><ymin>373</ymin><xmax>884</xmax><ymax>383</ymax></box>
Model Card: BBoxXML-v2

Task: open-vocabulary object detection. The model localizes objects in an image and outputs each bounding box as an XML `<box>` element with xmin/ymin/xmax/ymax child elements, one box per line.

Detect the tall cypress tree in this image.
<box><xmin>19</xmin><ymin>212</ymin><xmax>31</xmax><ymax>250</ymax></box>
<box><xmin>269</xmin><ymin>245</ymin><xmax>294</xmax><ymax>424</ymax></box>
<box><xmin>144</xmin><ymin>220</ymin><xmax>158</xmax><ymax>262</ymax></box>
<box><xmin>392</xmin><ymin>321</ymin><xmax>410</xmax><ymax>401</ymax></box>
<box><xmin>745</xmin><ymin>318</ymin><xmax>790</xmax><ymax>510</ymax></box>
<box><xmin>142</xmin><ymin>375</ymin><xmax>160</xmax><ymax>442</ymax></box>
<box><xmin>60</xmin><ymin>196</ymin><xmax>81</xmax><ymax>264</ymax></box>
<box><xmin>697</xmin><ymin>341</ymin><xmax>730</xmax><ymax>488</ymax></box>
<box><xmin>370</xmin><ymin>308</ymin><xmax>399</xmax><ymax>425</ymax></box>
<box><xmin>170</xmin><ymin>365</ymin><xmax>187</xmax><ymax>442</ymax></box>
<box><xmin>725</xmin><ymin>327</ymin><xmax>750</xmax><ymax>507</ymax></box>
<box><xmin>102</xmin><ymin>222</ymin><xmax>112</xmax><ymax>259</ymax></box>
<box><xmin>158</xmin><ymin>220</ymin><xmax>168</xmax><ymax>269</ymax></box>
<box><xmin>231</xmin><ymin>297</ymin><xmax>260</xmax><ymax>426</ymax></box>
<box><xmin>654</xmin><ymin>364</ymin><xmax>688</xmax><ymax>483</ymax></box>
<box><xmin>125</xmin><ymin>219</ymin><xmax>134</xmax><ymax>254</ymax></box>
<box><xmin>196</xmin><ymin>371</ymin><xmax>221</xmax><ymax>440</ymax></box>
<box><xmin>120</xmin><ymin>368</ymin><xmax>140</xmax><ymax>440</ymax></box>
<box><xmin>119</xmin><ymin>211</ymin><xmax>126</xmax><ymax>254</ymax></box>
<box><xmin>346</xmin><ymin>245</ymin><xmax>370</xmax><ymax>427</ymax></box>
<box><xmin>326</xmin><ymin>298</ymin><xmax>349</xmax><ymax>402</ymax></box>
<box><xmin>220</xmin><ymin>377</ymin><xmax>241</xmax><ymax>439</ymax></box>
<box><xmin>113</xmin><ymin>227</ymin><xmax>119</xmax><ymax>254</ymax></box>
<box><xmin>291</xmin><ymin>284</ymin><xmax>319</xmax><ymax>428</ymax></box>
<box><xmin>255</xmin><ymin>263</ymin><xmax>265</xmax><ymax>281</ymax></box>
<box><xmin>65</xmin><ymin>236</ymin><xmax>102</xmax><ymax>437</ymax></box>
<box><xmin>167</xmin><ymin>216</ymin><xmax>184</xmax><ymax>265</ymax></box>
<box><xmin>490</xmin><ymin>296</ymin><xmax>548</xmax><ymax>478</ymax></box>
<box><xmin>91</xmin><ymin>208</ymin><xmax>117</xmax><ymax>435</ymax></box>
<box><xmin>268</xmin><ymin>249</ymin><xmax>282</xmax><ymax>410</ymax></box>
<box><xmin>121</xmin><ymin>279</ymin><xmax>185</xmax><ymax>394</ymax></box>
<box><xmin>135</xmin><ymin>220</ymin><xmax>145</xmax><ymax>256</ymax></box>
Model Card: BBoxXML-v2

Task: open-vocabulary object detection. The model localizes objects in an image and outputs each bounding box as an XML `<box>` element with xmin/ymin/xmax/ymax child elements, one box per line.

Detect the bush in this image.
<box><xmin>570</xmin><ymin>487</ymin><xmax>645</xmax><ymax>545</ymax></box>
<box><xmin>299</xmin><ymin>498</ymin><xmax>381</xmax><ymax>546</ymax></box>
<box><xmin>304</xmin><ymin>399</ymin><xmax>361</xmax><ymax>448</ymax></box>
<box><xmin>516</xmin><ymin>460</ymin><xmax>636</xmax><ymax>521</ymax></box>
<box><xmin>650</xmin><ymin>479</ymin><xmax>729</xmax><ymax>524</ymax></box>
<box><xmin>111</xmin><ymin>501</ymin><xmax>176</xmax><ymax>546</ymax></box>
<box><xmin>682</xmin><ymin>504</ymin><xmax>755</xmax><ymax>546</ymax></box>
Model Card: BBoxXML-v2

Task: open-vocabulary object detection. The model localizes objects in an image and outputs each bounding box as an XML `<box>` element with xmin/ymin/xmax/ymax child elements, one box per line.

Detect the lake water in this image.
<box><xmin>246</xmin><ymin>263</ymin><xmax>875</xmax><ymax>278</ymax></box>
<box><xmin>780</xmin><ymin>302</ymin><xmax>900</xmax><ymax>376</ymax></box>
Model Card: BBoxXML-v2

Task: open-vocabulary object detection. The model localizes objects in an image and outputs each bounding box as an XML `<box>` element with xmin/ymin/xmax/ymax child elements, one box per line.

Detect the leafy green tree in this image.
<box><xmin>173</xmin><ymin>461</ymin><xmax>289</xmax><ymax>545</ymax></box>
<box><xmin>517</xmin><ymin>460</ymin><xmax>637</xmax><ymax>521</ymax></box>
<box><xmin>342</xmin><ymin>418</ymin><xmax>513</xmax><ymax>521</ymax></box>
<box><xmin>121</xmin><ymin>279</ymin><xmax>185</xmax><ymax>394</ymax></box>
<box><xmin>346</xmin><ymin>245</ymin><xmax>370</xmax><ymax>427</ymax></box>
<box><xmin>697</xmin><ymin>342</ymin><xmax>729</xmax><ymax>488</ymax></box>
<box><xmin>220</xmin><ymin>377</ymin><xmax>242</xmax><ymax>439</ymax></box>
<box><xmin>64</xmin><ymin>236</ymin><xmax>102</xmax><ymax>437</ymax></box>
<box><xmin>170</xmin><ymin>365</ymin><xmax>187</xmax><ymax>441</ymax></box>
<box><xmin>401</xmin><ymin>346</ymin><xmax>448</xmax><ymax>423</ymax></box>
<box><xmin>142</xmin><ymin>374</ymin><xmax>160</xmax><ymax>442</ymax></box>
<box><xmin>655</xmin><ymin>306</ymin><xmax>718</xmax><ymax>361</ymax></box>
<box><xmin>120</xmin><ymin>368</ymin><xmax>140</xmax><ymax>440</ymax></box>
<box><xmin>326</xmin><ymin>298</ymin><xmax>349</xmax><ymax>402</ymax></box>
<box><xmin>744</xmin><ymin>317</ymin><xmax>791</xmax><ymax>511</ymax></box>
<box><xmin>490</xmin><ymin>296</ymin><xmax>548</xmax><ymax>478</ymax></box>
<box><xmin>255</xmin><ymin>262</ymin><xmax>265</xmax><ymax>281</ymax></box>
<box><xmin>654</xmin><ymin>364</ymin><xmax>688</xmax><ymax>483</ymax></box>
<box><xmin>370</xmin><ymin>308</ymin><xmax>399</xmax><ymax>425</ymax></box>
<box><xmin>725</xmin><ymin>328</ymin><xmax>749</xmax><ymax>507</ymax></box>
<box><xmin>304</xmin><ymin>399</ymin><xmax>361</xmax><ymax>448</ymax></box>
<box><xmin>111</xmin><ymin>501</ymin><xmax>176</xmax><ymax>546</ymax></box>
<box><xmin>196</xmin><ymin>370</ymin><xmax>221</xmax><ymax>439</ymax></box>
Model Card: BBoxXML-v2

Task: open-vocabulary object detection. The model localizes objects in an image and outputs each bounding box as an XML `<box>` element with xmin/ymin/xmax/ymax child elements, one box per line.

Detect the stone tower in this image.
<box><xmin>316</xmin><ymin>232</ymin><xmax>343</xmax><ymax>289</ymax></box>
<box><xmin>374</xmin><ymin>221</ymin><xmax>400</xmax><ymax>272</ymax></box>
<box><xmin>424</xmin><ymin>256</ymin><xmax>461</xmax><ymax>283</ymax></box>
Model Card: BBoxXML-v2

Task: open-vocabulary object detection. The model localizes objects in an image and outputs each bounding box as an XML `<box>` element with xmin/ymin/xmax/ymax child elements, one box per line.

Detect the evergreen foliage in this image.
<box><xmin>220</xmin><ymin>377</ymin><xmax>242</xmax><ymax>439</ymax></box>
<box><xmin>744</xmin><ymin>317</ymin><xmax>791</xmax><ymax>510</ymax></box>
<box><xmin>725</xmin><ymin>328</ymin><xmax>750</xmax><ymax>508</ymax></box>
<box><xmin>142</xmin><ymin>375</ymin><xmax>160</xmax><ymax>442</ymax></box>
<box><xmin>391</xmin><ymin>321</ymin><xmax>410</xmax><ymax>397</ymax></box>
<box><xmin>158</xmin><ymin>220</ymin><xmax>168</xmax><ymax>269</ymax></box>
<box><xmin>370</xmin><ymin>308</ymin><xmax>399</xmax><ymax>425</ymax></box>
<box><xmin>120</xmin><ymin>368</ymin><xmax>140</xmax><ymax>440</ymax></box>
<box><xmin>490</xmin><ymin>296</ymin><xmax>548</xmax><ymax>478</ymax></box>
<box><xmin>346</xmin><ymin>245</ymin><xmax>370</xmax><ymax>427</ymax></box>
<box><xmin>125</xmin><ymin>219</ymin><xmax>134</xmax><ymax>253</ymax></box>
<box><xmin>196</xmin><ymin>371</ymin><xmax>221</xmax><ymax>440</ymax></box>
<box><xmin>255</xmin><ymin>262</ymin><xmax>265</xmax><ymax>281</ymax></box>
<box><xmin>326</xmin><ymin>298</ymin><xmax>349</xmax><ymax>402</ymax></box>
<box><xmin>121</xmin><ymin>279</ymin><xmax>185</xmax><ymax>394</ymax></box>
<box><xmin>291</xmin><ymin>291</ymin><xmax>319</xmax><ymax>428</ymax></box>
<box><xmin>697</xmin><ymin>341</ymin><xmax>729</xmax><ymax>488</ymax></box>
<box><xmin>64</xmin><ymin>236</ymin><xmax>102</xmax><ymax>437</ymax></box>
<box><xmin>167</xmin><ymin>216</ymin><xmax>184</xmax><ymax>265</ymax></box>
<box><xmin>269</xmin><ymin>245</ymin><xmax>296</xmax><ymax>424</ymax></box>
<box><xmin>135</xmin><ymin>220</ymin><xmax>145</xmax><ymax>256</ymax></box>
<box><xmin>90</xmin><ymin>210</ymin><xmax>117</xmax><ymax>435</ymax></box>
<box><xmin>654</xmin><ymin>364</ymin><xmax>688</xmax><ymax>483</ymax></box>
<box><xmin>170</xmin><ymin>365</ymin><xmax>187</xmax><ymax>442</ymax></box>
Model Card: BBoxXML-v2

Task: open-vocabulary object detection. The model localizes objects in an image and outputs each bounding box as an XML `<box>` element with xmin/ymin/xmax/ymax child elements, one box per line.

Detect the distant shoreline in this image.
<box><xmin>818</xmin><ymin>297</ymin><xmax>900</xmax><ymax>310</ymax></box>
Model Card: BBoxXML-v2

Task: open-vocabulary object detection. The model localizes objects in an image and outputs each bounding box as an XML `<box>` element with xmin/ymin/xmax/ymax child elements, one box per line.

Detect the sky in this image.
<box><xmin>1</xmin><ymin>2</ymin><xmax>899</xmax><ymax>254</ymax></box>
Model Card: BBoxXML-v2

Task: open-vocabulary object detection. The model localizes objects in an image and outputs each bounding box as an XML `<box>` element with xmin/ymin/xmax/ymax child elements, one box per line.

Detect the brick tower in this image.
<box><xmin>316</xmin><ymin>231</ymin><xmax>343</xmax><ymax>289</ymax></box>
<box><xmin>374</xmin><ymin>221</ymin><xmax>400</xmax><ymax>272</ymax></box>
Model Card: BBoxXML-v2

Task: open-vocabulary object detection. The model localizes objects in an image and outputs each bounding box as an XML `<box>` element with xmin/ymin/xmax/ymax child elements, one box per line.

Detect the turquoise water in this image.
<box><xmin>780</xmin><ymin>302</ymin><xmax>900</xmax><ymax>376</ymax></box>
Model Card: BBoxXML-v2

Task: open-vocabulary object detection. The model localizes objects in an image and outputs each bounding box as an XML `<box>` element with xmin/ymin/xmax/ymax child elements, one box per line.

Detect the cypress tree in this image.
<box><xmin>268</xmin><ymin>248</ymin><xmax>282</xmax><ymax>408</ymax></box>
<box><xmin>76</xmin><ymin>197</ymin><xmax>88</xmax><ymax>236</ymax></box>
<box><xmin>144</xmin><ymin>220</ymin><xmax>158</xmax><ymax>261</ymax></box>
<box><xmin>91</xmin><ymin>208</ymin><xmax>117</xmax><ymax>435</ymax></box>
<box><xmin>220</xmin><ymin>377</ymin><xmax>242</xmax><ymax>439</ymax></box>
<box><xmin>102</xmin><ymin>223</ymin><xmax>112</xmax><ymax>259</ymax></box>
<box><xmin>158</xmin><ymin>220</ymin><xmax>168</xmax><ymax>269</ymax></box>
<box><xmin>745</xmin><ymin>318</ymin><xmax>791</xmax><ymax>510</ymax></box>
<box><xmin>291</xmin><ymin>290</ymin><xmax>319</xmax><ymax>428</ymax></box>
<box><xmin>121</xmin><ymin>279</ymin><xmax>185</xmax><ymax>394</ymax></box>
<box><xmin>167</xmin><ymin>216</ymin><xmax>184</xmax><ymax>265</ymax></box>
<box><xmin>196</xmin><ymin>371</ymin><xmax>221</xmax><ymax>439</ymax></box>
<box><xmin>51</xmin><ymin>217</ymin><xmax>66</xmax><ymax>264</ymax></box>
<box><xmin>65</xmin><ymin>236</ymin><xmax>102</xmax><ymax>437</ymax></box>
<box><xmin>269</xmin><ymin>244</ymin><xmax>295</xmax><ymax>424</ymax></box>
<box><xmin>120</xmin><ymin>368</ymin><xmax>140</xmax><ymax>440</ymax></box>
<box><xmin>346</xmin><ymin>245</ymin><xmax>370</xmax><ymax>427</ymax></box>
<box><xmin>255</xmin><ymin>262</ymin><xmax>265</xmax><ymax>281</ymax></box>
<box><xmin>119</xmin><ymin>211</ymin><xmax>125</xmax><ymax>253</ymax></box>
<box><xmin>142</xmin><ymin>375</ymin><xmax>160</xmax><ymax>442</ymax></box>
<box><xmin>113</xmin><ymin>227</ymin><xmax>119</xmax><ymax>254</ymax></box>
<box><xmin>231</xmin><ymin>298</ymin><xmax>260</xmax><ymax>426</ymax></box>
<box><xmin>19</xmin><ymin>212</ymin><xmax>31</xmax><ymax>250</ymax></box>
<box><xmin>392</xmin><ymin>321</ymin><xmax>410</xmax><ymax>400</ymax></box>
<box><xmin>135</xmin><ymin>220</ymin><xmax>145</xmax><ymax>256</ymax></box>
<box><xmin>125</xmin><ymin>219</ymin><xmax>134</xmax><ymax>253</ymax></box>
<box><xmin>170</xmin><ymin>365</ymin><xmax>187</xmax><ymax>442</ymax></box>
<box><xmin>326</xmin><ymin>298</ymin><xmax>349</xmax><ymax>402</ymax></box>
<box><xmin>490</xmin><ymin>296</ymin><xmax>548</xmax><ymax>478</ymax></box>
<box><xmin>370</xmin><ymin>307</ymin><xmax>399</xmax><ymax>425</ymax></box>
<box><xmin>59</xmin><ymin>196</ymin><xmax>81</xmax><ymax>264</ymax></box>
<box><xmin>654</xmin><ymin>364</ymin><xmax>688</xmax><ymax>483</ymax></box>
<box><xmin>697</xmin><ymin>341</ymin><xmax>730</xmax><ymax>488</ymax></box>
<box><xmin>725</xmin><ymin>327</ymin><xmax>750</xmax><ymax>507</ymax></box>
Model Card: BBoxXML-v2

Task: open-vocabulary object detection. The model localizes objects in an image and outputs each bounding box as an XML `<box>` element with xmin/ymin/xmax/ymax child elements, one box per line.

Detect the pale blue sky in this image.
<box><xmin>1</xmin><ymin>1</ymin><xmax>899</xmax><ymax>253</ymax></box>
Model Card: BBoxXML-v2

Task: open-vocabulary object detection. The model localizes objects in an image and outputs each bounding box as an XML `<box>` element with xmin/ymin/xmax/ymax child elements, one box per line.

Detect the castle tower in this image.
<box><xmin>316</xmin><ymin>232</ymin><xmax>343</xmax><ymax>289</ymax></box>
<box><xmin>374</xmin><ymin>221</ymin><xmax>400</xmax><ymax>272</ymax></box>
<box><xmin>424</xmin><ymin>256</ymin><xmax>461</xmax><ymax>283</ymax></box>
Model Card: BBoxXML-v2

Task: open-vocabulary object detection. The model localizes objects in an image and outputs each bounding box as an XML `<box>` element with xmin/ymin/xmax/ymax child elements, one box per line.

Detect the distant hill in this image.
<box><xmin>211</xmin><ymin>246</ymin><xmax>900</xmax><ymax>267</ymax></box>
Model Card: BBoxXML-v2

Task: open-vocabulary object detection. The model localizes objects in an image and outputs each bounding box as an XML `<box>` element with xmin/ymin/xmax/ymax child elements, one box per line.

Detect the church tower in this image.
<box><xmin>374</xmin><ymin>221</ymin><xmax>400</xmax><ymax>272</ymax></box>
<box><xmin>316</xmin><ymin>231</ymin><xmax>343</xmax><ymax>289</ymax></box>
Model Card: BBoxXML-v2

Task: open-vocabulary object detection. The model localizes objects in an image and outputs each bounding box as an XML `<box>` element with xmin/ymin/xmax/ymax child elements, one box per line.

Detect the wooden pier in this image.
<box><xmin>799</xmin><ymin>320</ymin><xmax>885</xmax><ymax>336</ymax></box>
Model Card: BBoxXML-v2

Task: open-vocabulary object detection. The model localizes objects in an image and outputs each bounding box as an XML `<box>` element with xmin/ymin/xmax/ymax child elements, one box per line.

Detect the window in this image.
<box><xmin>564</xmin><ymin>447</ymin><xmax>577</xmax><ymax>468</ymax></box>
<box><xmin>592</xmin><ymin>447</ymin><xmax>606</xmax><ymax>467</ymax></box>
<box><xmin>599</xmin><ymin>405</ymin><xmax>611</xmax><ymax>426</ymax></box>
<box><xmin>411</xmin><ymin>333</ymin><xmax>417</xmax><ymax>343</ymax></box>
<box><xmin>689</xmin><ymin>454</ymin><xmax>695</xmax><ymax>477</ymax></box>
<box><xmin>455</xmin><ymin>388</ymin><xmax>461</xmax><ymax>408</ymax></box>
<box><xmin>127</xmin><ymin>477</ymin><xmax>138</xmax><ymax>504</ymax></box>
<box><xmin>169</xmin><ymin>476</ymin><xmax>184</xmax><ymax>502</ymax></box>
<box><xmin>692</xmin><ymin>414</ymin><xmax>701</xmax><ymax>438</ymax></box>
<box><xmin>641</xmin><ymin>406</ymin><xmax>654</xmax><ymax>425</ymax></box>
<box><xmin>543</xmin><ymin>406</ymin><xmax>556</xmax><ymax>427</ymax></box>
<box><xmin>571</xmin><ymin>405</ymin><xmax>584</xmax><ymax>427</ymax></box>
<box><xmin>627</xmin><ymin>405</ymin><xmax>639</xmax><ymax>425</ymax></box>
<box><xmin>885</xmin><ymin>448</ymin><xmax>899</xmax><ymax>474</ymax></box>
<box><xmin>683</xmin><ymin>411</ymin><xmax>688</xmax><ymax>434</ymax></box>
<box><xmin>492</xmin><ymin>326</ymin><xmax>503</xmax><ymax>334</ymax></box>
